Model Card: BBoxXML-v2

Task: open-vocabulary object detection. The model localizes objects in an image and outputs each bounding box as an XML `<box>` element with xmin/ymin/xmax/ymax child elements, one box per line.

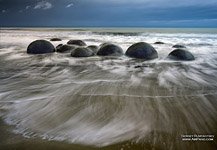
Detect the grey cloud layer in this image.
<box><xmin>0</xmin><ymin>0</ymin><xmax>217</xmax><ymax>27</ymax></box>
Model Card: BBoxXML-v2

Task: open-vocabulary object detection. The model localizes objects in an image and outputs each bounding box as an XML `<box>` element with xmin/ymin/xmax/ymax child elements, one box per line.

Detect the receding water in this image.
<box><xmin>0</xmin><ymin>28</ymin><xmax>217</xmax><ymax>150</ymax></box>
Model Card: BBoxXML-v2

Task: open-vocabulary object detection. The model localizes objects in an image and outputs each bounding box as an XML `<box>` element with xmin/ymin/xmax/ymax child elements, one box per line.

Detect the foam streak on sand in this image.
<box><xmin>0</xmin><ymin>28</ymin><xmax>217</xmax><ymax>149</ymax></box>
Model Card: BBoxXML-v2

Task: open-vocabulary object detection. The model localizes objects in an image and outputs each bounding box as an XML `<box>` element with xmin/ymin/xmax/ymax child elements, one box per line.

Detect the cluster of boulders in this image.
<box><xmin>27</xmin><ymin>39</ymin><xmax>195</xmax><ymax>61</ymax></box>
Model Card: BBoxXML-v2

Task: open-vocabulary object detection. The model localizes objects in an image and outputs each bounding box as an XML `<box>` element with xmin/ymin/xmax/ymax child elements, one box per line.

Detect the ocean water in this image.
<box><xmin>0</xmin><ymin>28</ymin><xmax>217</xmax><ymax>150</ymax></box>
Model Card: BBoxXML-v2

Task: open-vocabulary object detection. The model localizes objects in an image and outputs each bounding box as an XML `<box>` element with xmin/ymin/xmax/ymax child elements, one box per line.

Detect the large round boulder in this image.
<box><xmin>99</xmin><ymin>42</ymin><xmax>112</xmax><ymax>47</ymax></box>
<box><xmin>56</xmin><ymin>44</ymin><xmax>76</xmax><ymax>53</ymax></box>
<box><xmin>126</xmin><ymin>42</ymin><xmax>158</xmax><ymax>60</ymax></box>
<box><xmin>56</xmin><ymin>44</ymin><xmax>63</xmax><ymax>49</ymax></box>
<box><xmin>87</xmin><ymin>45</ymin><xmax>99</xmax><ymax>54</ymax></box>
<box><xmin>67</xmin><ymin>40</ymin><xmax>86</xmax><ymax>46</ymax></box>
<box><xmin>27</xmin><ymin>40</ymin><xmax>55</xmax><ymax>54</ymax></box>
<box><xmin>50</xmin><ymin>38</ymin><xmax>62</xmax><ymax>41</ymax></box>
<box><xmin>168</xmin><ymin>49</ymin><xmax>195</xmax><ymax>61</ymax></box>
<box><xmin>71</xmin><ymin>47</ymin><xmax>94</xmax><ymax>57</ymax></box>
<box><xmin>97</xmin><ymin>43</ymin><xmax>123</xmax><ymax>56</ymax></box>
<box><xmin>154</xmin><ymin>41</ymin><xmax>165</xmax><ymax>44</ymax></box>
<box><xmin>172</xmin><ymin>44</ymin><xmax>186</xmax><ymax>49</ymax></box>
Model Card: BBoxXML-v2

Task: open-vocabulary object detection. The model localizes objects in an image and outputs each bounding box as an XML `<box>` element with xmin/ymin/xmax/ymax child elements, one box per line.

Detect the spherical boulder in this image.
<box><xmin>67</xmin><ymin>40</ymin><xmax>86</xmax><ymax>46</ymax></box>
<box><xmin>154</xmin><ymin>41</ymin><xmax>165</xmax><ymax>44</ymax></box>
<box><xmin>97</xmin><ymin>43</ymin><xmax>123</xmax><ymax>56</ymax></box>
<box><xmin>172</xmin><ymin>44</ymin><xmax>186</xmax><ymax>49</ymax></box>
<box><xmin>27</xmin><ymin>40</ymin><xmax>55</xmax><ymax>54</ymax></box>
<box><xmin>126</xmin><ymin>42</ymin><xmax>158</xmax><ymax>60</ymax></box>
<box><xmin>71</xmin><ymin>47</ymin><xmax>94</xmax><ymax>57</ymax></box>
<box><xmin>87</xmin><ymin>45</ymin><xmax>99</xmax><ymax>54</ymax></box>
<box><xmin>56</xmin><ymin>44</ymin><xmax>63</xmax><ymax>49</ymax></box>
<box><xmin>56</xmin><ymin>44</ymin><xmax>76</xmax><ymax>53</ymax></box>
<box><xmin>168</xmin><ymin>49</ymin><xmax>195</xmax><ymax>61</ymax></box>
<box><xmin>99</xmin><ymin>42</ymin><xmax>112</xmax><ymax>47</ymax></box>
<box><xmin>50</xmin><ymin>38</ymin><xmax>62</xmax><ymax>41</ymax></box>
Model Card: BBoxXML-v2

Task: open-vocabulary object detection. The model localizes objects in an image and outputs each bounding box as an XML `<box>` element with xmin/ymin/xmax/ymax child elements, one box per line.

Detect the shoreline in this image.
<box><xmin>1</xmin><ymin>27</ymin><xmax>217</xmax><ymax>34</ymax></box>
<box><xmin>0</xmin><ymin>117</ymin><xmax>152</xmax><ymax>150</ymax></box>
<box><xmin>1</xmin><ymin>117</ymin><xmax>216</xmax><ymax>150</ymax></box>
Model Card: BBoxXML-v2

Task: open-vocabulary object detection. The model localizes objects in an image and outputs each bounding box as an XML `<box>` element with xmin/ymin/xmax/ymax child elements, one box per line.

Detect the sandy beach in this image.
<box><xmin>0</xmin><ymin>28</ymin><xmax>217</xmax><ymax>150</ymax></box>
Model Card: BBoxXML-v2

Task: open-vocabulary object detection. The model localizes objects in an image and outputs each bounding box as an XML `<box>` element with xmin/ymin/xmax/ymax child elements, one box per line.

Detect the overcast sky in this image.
<box><xmin>0</xmin><ymin>0</ymin><xmax>217</xmax><ymax>27</ymax></box>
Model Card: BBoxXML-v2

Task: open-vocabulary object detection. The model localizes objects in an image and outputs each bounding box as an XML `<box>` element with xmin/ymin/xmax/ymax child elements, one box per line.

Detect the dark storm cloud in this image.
<box><xmin>0</xmin><ymin>0</ymin><xmax>217</xmax><ymax>27</ymax></box>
